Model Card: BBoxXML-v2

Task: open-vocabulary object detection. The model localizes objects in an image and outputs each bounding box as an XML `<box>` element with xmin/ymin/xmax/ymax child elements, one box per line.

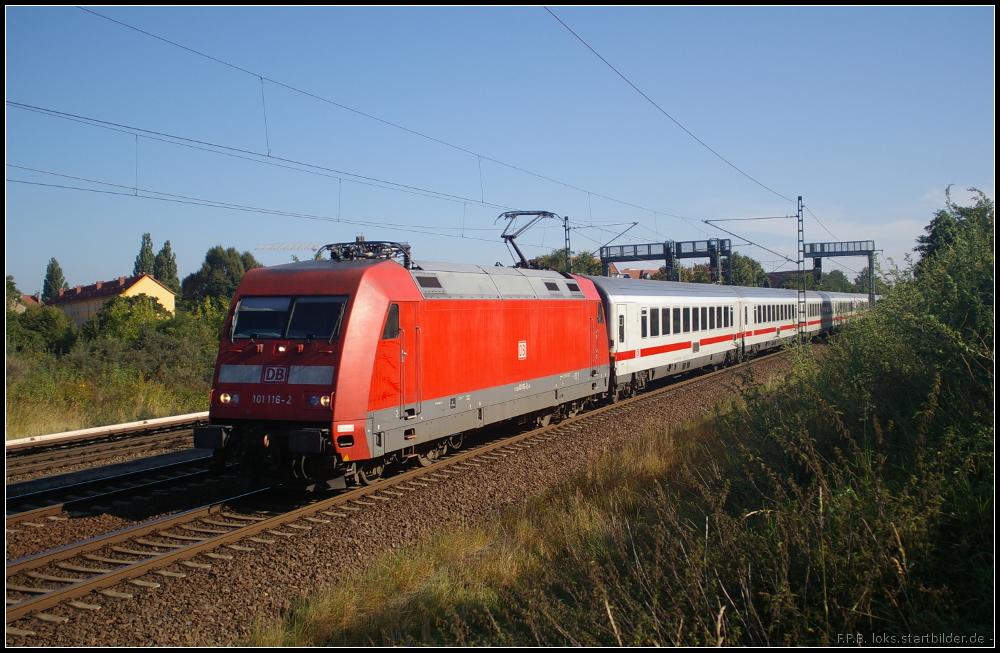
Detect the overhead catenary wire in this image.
<box><xmin>76</xmin><ymin>6</ymin><xmax>702</xmax><ymax>230</ymax></box>
<box><xmin>7</xmin><ymin>101</ymin><xmax>516</xmax><ymax>213</ymax></box>
<box><xmin>5</xmin><ymin>176</ymin><xmax>568</xmax><ymax>252</ymax></box>
<box><xmin>803</xmin><ymin>205</ymin><xmax>841</xmax><ymax>242</ymax></box>
<box><xmin>544</xmin><ymin>7</ymin><xmax>796</xmax><ymax>205</ymax></box>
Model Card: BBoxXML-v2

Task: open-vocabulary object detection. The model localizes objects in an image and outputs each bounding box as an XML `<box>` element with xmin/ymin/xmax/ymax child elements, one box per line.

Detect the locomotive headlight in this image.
<box><xmin>219</xmin><ymin>392</ymin><xmax>239</xmax><ymax>405</ymax></box>
<box><xmin>306</xmin><ymin>394</ymin><xmax>331</xmax><ymax>408</ymax></box>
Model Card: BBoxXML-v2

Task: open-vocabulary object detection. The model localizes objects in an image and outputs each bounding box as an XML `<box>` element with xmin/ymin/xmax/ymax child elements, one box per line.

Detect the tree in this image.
<box><xmin>42</xmin><ymin>258</ymin><xmax>69</xmax><ymax>303</ymax></box>
<box><xmin>853</xmin><ymin>266</ymin><xmax>890</xmax><ymax>296</ymax></box>
<box><xmin>680</xmin><ymin>263</ymin><xmax>713</xmax><ymax>284</ymax></box>
<box><xmin>153</xmin><ymin>240</ymin><xmax>181</xmax><ymax>293</ymax></box>
<box><xmin>134</xmin><ymin>233</ymin><xmax>156</xmax><ymax>276</ymax></box>
<box><xmin>729</xmin><ymin>252</ymin><xmax>767</xmax><ymax>287</ymax></box>
<box><xmin>822</xmin><ymin>269</ymin><xmax>854</xmax><ymax>292</ymax></box>
<box><xmin>528</xmin><ymin>249</ymin><xmax>602</xmax><ymax>275</ymax></box>
<box><xmin>915</xmin><ymin>186</ymin><xmax>992</xmax><ymax>274</ymax></box>
<box><xmin>8</xmin><ymin>304</ymin><xmax>78</xmax><ymax>354</ymax></box>
<box><xmin>81</xmin><ymin>294</ymin><xmax>170</xmax><ymax>341</ymax></box>
<box><xmin>181</xmin><ymin>246</ymin><xmax>263</xmax><ymax>306</ymax></box>
<box><xmin>6</xmin><ymin>275</ymin><xmax>21</xmax><ymax>311</ymax></box>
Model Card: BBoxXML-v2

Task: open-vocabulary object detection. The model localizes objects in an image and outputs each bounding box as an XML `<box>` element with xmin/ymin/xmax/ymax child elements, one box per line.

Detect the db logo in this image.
<box><xmin>262</xmin><ymin>366</ymin><xmax>288</xmax><ymax>383</ymax></box>
<box><xmin>517</xmin><ymin>341</ymin><xmax>527</xmax><ymax>360</ymax></box>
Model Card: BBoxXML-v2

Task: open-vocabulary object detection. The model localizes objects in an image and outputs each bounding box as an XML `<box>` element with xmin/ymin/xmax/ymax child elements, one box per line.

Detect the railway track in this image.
<box><xmin>5</xmin><ymin>459</ymin><xmax>225</xmax><ymax>529</ymax></box>
<box><xmin>5</xmin><ymin>414</ymin><xmax>208</xmax><ymax>482</ymax></box>
<box><xmin>5</xmin><ymin>352</ymin><xmax>781</xmax><ymax>633</ymax></box>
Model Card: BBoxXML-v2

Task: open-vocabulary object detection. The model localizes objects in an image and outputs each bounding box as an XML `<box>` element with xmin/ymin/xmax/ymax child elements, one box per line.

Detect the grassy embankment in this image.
<box><xmin>253</xmin><ymin>197</ymin><xmax>993</xmax><ymax>646</ymax></box>
<box><xmin>5</xmin><ymin>307</ymin><xmax>220</xmax><ymax>440</ymax></box>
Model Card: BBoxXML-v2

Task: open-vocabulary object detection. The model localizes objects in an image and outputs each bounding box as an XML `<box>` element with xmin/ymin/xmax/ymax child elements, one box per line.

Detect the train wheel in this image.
<box><xmin>416</xmin><ymin>442</ymin><xmax>447</xmax><ymax>467</ymax></box>
<box><xmin>358</xmin><ymin>460</ymin><xmax>385</xmax><ymax>486</ymax></box>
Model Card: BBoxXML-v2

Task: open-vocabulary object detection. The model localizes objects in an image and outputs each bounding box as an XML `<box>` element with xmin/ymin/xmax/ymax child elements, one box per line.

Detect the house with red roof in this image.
<box><xmin>44</xmin><ymin>273</ymin><xmax>176</xmax><ymax>326</ymax></box>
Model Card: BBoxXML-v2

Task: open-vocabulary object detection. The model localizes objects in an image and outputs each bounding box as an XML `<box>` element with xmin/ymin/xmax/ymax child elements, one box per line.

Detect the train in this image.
<box><xmin>193</xmin><ymin>240</ymin><xmax>871</xmax><ymax>490</ymax></box>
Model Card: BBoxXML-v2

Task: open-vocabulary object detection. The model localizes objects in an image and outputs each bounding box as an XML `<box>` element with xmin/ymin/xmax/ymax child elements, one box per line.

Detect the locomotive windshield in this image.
<box><xmin>232</xmin><ymin>295</ymin><xmax>348</xmax><ymax>340</ymax></box>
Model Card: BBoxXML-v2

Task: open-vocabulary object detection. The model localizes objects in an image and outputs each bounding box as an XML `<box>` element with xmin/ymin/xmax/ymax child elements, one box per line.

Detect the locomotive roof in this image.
<box><xmin>410</xmin><ymin>260</ymin><xmax>585</xmax><ymax>300</ymax></box>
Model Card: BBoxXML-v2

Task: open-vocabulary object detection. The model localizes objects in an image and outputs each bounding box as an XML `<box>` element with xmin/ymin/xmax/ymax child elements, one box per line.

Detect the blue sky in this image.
<box><xmin>6</xmin><ymin>6</ymin><xmax>994</xmax><ymax>294</ymax></box>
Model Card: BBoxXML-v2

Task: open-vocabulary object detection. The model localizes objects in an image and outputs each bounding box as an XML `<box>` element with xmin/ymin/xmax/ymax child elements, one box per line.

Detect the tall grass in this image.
<box><xmin>5</xmin><ymin>328</ymin><xmax>214</xmax><ymax>439</ymax></box>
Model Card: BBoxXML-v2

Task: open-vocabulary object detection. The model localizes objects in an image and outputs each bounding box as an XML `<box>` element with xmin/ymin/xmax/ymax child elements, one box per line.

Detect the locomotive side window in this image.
<box><xmin>650</xmin><ymin>308</ymin><xmax>660</xmax><ymax>337</ymax></box>
<box><xmin>381</xmin><ymin>304</ymin><xmax>400</xmax><ymax>339</ymax></box>
<box><xmin>232</xmin><ymin>296</ymin><xmax>290</xmax><ymax>338</ymax></box>
<box><xmin>673</xmin><ymin>308</ymin><xmax>681</xmax><ymax>334</ymax></box>
<box><xmin>287</xmin><ymin>296</ymin><xmax>348</xmax><ymax>340</ymax></box>
<box><xmin>597</xmin><ymin>303</ymin><xmax>605</xmax><ymax>324</ymax></box>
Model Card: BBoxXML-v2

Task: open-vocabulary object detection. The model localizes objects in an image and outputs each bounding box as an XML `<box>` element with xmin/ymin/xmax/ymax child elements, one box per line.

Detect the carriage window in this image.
<box><xmin>724</xmin><ymin>306</ymin><xmax>729</xmax><ymax>328</ymax></box>
<box><xmin>692</xmin><ymin>307</ymin><xmax>700</xmax><ymax>331</ymax></box>
<box><xmin>381</xmin><ymin>304</ymin><xmax>400</xmax><ymax>339</ymax></box>
<box><xmin>708</xmin><ymin>307</ymin><xmax>715</xmax><ymax>330</ymax></box>
<box><xmin>641</xmin><ymin>308</ymin><xmax>648</xmax><ymax>338</ymax></box>
<box><xmin>716</xmin><ymin>307</ymin><xmax>722</xmax><ymax>329</ymax></box>
<box><xmin>662</xmin><ymin>307</ymin><xmax>670</xmax><ymax>335</ymax></box>
<box><xmin>673</xmin><ymin>308</ymin><xmax>681</xmax><ymax>334</ymax></box>
<box><xmin>683</xmin><ymin>308</ymin><xmax>691</xmax><ymax>333</ymax></box>
<box><xmin>701</xmin><ymin>307</ymin><xmax>708</xmax><ymax>331</ymax></box>
<box><xmin>650</xmin><ymin>308</ymin><xmax>660</xmax><ymax>337</ymax></box>
<box><xmin>618</xmin><ymin>314</ymin><xmax>625</xmax><ymax>343</ymax></box>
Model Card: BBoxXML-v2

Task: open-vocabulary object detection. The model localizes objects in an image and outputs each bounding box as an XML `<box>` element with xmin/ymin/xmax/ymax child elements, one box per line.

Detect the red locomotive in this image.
<box><xmin>194</xmin><ymin>241</ymin><xmax>611</xmax><ymax>489</ymax></box>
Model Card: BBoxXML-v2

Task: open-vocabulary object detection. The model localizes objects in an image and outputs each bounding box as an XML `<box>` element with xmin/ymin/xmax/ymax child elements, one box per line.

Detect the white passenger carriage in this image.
<box><xmin>584</xmin><ymin>276</ymin><xmax>870</xmax><ymax>399</ymax></box>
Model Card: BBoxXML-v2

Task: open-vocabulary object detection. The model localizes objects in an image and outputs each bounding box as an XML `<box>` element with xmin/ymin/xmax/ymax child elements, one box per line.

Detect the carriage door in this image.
<box><xmin>616</xmin><ymin>304</ymin><xmax>628</xmax><ymax>354</ymax></box>
<box><xmin>589</xmin><ymin>316</ymin><xmax>597</xmax><ymax>376</ymax></box>
<box><xmin>398</xmin><ymin>302</ymin><xmax>422</xmax><ymax>419</ymax></box>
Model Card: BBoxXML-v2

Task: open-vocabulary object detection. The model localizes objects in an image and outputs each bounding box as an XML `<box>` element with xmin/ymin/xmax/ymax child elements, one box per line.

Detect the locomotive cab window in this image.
<box><xmin>233</xmin><ymin>295</ymin><xmax>348</xmax><ymax>340</ymax></box>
